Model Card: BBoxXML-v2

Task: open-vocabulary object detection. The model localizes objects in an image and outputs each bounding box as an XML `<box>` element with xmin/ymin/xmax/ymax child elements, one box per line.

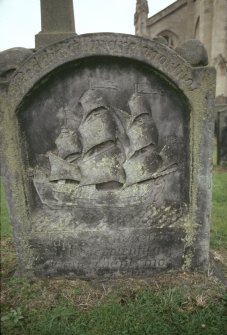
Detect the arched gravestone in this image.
<box><xmin>1</xmin><ymin>34</ymin><xmax>216</xmax><ymax>277</ymax></box>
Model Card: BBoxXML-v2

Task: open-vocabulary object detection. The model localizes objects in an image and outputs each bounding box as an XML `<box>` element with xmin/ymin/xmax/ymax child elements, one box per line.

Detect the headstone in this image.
<box><xmin>1</xmin><ymin>34</ymin><xmax>215</xmax><ymax>278</ymax></box>
<box><xmin>35</xmin><ymin>0</ymin><xmax>76</xmax><ymax>48</ymax></box>
<box><xmin>217</xmin><ymin>110</ymin><xmax>227</xmax><ymax>166</ymax></box>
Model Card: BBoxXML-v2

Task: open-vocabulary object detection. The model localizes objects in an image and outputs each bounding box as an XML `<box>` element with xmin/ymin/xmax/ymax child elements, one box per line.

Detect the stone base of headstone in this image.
<box><xmin>35</xmin><ymin>32</ymin><xmax>76</xmax><ymax>49</ymax></box>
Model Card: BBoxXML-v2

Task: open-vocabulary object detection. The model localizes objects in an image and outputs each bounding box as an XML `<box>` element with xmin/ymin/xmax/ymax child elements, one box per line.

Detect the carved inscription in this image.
<box><xmin>39</xmin><ymin>259</ymin><xmax>168</xmax><ymax>276</ymax></box>
<box><xmin>52</xmin><ymin>239</ymin><xmax>174</xmax><ymax>259</ymax></box>
<box><xmin>9</xmin><ymin>34</ymin><xmax>195</xmax><ymax>111</ymax></box>
<box><xmin>31</xmin><ymin>229</ymin><xmax>185</xmax><ymax>276</ymax></box>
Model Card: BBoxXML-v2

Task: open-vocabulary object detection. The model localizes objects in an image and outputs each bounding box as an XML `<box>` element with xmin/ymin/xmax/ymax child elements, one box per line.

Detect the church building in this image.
<box><xmin>134</xmin><ymin>0</ymin><xmax>227</xmax><ymax>111</ymax></box>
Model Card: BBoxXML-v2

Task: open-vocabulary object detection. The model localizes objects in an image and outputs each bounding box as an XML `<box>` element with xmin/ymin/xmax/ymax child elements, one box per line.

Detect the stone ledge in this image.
<box><xmin>35</xmin><ymin>32</ymin><xmax>77</xmax><ymax>49</ymax></box>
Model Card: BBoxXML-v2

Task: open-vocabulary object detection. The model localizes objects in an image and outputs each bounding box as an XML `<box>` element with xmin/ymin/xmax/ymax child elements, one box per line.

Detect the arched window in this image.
<box><xmin>157</xmin><ymin>30</ymin><xmax>178</xmax><ymax>48</ymax></box>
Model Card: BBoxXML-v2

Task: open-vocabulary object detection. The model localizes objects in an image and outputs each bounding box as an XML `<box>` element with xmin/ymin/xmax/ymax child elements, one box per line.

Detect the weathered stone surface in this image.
<box><xmin>35</xmin><ymin>0</ymin><xmax>76</xmax><ymax>48</ymax></box>
<box><xmin>175</xmin><ymin>39</ymin><xmax>208</xmax><ymax>67</ymax></box>
<box><xmin>152</xmin><ymin>36</ymin><xmax>168</xmax><ymax>46</ymax></box>
<box><xmin>0</xmin><ymin>48</ymin><xmax>33</xmax><ymax>81</ymax></box>
<box><xmin>1</xmin><ymin>33</ymin><xmax>215</xmax><ymax>278</ymax></box>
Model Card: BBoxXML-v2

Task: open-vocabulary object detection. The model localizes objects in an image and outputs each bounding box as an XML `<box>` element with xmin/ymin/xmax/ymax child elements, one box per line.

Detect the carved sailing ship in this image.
<box><xmin>33</xmin><ymin>88</ymin><xmax>178</xmax><ymax>207</ymax></box>
<box><xmin>44</xmin><ymin>89</ymin><xmax>126</xmax><ymax>188</ymax></box>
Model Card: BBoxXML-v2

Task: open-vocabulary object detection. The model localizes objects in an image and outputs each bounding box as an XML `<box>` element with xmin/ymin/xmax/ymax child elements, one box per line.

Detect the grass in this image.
<box><xmin>1</xmin><ymin>170</ymin><xmax>227</xmax><ymax>335</ymax></box>
<box><xmin>1</xmin><ymin>274</ymin><xmax>227</xmax><ymax>335</ymax></box>
<box><xmin>0</xmin><ymin>180</ymin><xmax>12</xmax><ymax>237</ymax></box>
<box><xmin>211</xmin><ymin>171</ymin><xmax>227</xmax><ymax>250</ymax></box>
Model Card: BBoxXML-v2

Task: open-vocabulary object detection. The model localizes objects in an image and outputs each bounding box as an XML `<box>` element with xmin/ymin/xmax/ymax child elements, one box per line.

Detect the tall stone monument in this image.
<box><xmin>1</xmin><ymin>34</ymin><xmax>215</xmax><ymax>278</ymax></box>
<box><xmin>35</xmin><ymin>0</ymin><xmax>76</xmax><ymax>48</ymax></box>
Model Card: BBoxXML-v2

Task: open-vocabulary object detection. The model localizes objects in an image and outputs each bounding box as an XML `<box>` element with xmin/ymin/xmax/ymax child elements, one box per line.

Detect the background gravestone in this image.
<box><xmin>217</xmin><ymin>110</ymin><xmax>227</xmax><ymax>166</ymax></box>
<box><xmin>35</xmin><ymin>0</ymin><xmax>76</xmax><ymax>48</ymax></box>
<box><xmin>1</xmin><ymin>34</ymin><xmax>215</xmax><ymax>278</ymax></box>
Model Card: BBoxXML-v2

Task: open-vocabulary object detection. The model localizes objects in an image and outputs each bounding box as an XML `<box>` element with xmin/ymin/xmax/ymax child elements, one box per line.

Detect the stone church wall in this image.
<box><xmin>135</xmin><ymin>0</ymin><xmax>227</xmax><ymax>137</ymax></box>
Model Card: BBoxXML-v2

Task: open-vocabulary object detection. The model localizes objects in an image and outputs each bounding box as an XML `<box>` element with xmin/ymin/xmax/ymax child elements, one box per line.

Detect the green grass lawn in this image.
<box><xmin>0</xmin><ymin>181</ymin><xmax>12</xmax><ymax>237</ymax></box>
<box><xmin>211</xmin><ymin>171</ymin><xmax>227</xmax><ymax>250</ymax></box>
<box><xmin>1</xmin><ymin>171</ymin><xmax>227</xmax><ymax>335</ymax></box>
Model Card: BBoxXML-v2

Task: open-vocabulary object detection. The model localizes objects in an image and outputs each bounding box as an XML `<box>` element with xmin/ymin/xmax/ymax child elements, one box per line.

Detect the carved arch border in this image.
<box><xmin>8</xmin><ymin>33</ymin><xmax>195</xmax><ymax>112</ymax></box>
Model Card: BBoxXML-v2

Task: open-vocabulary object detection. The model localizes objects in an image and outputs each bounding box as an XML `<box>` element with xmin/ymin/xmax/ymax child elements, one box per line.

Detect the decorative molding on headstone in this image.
<box><xmin>8</xmin><ymin>34</ymin><xmax>202</xmax><ymax>112</ymax></box>
<box><xmin>0</xmin><ymin>48</ymin><xmax>34</xmax><ymax>82</ymax></box>
<box><xmin>175</xmin><ymin>39</ymin><xmax>208</xmax><ymax>67</ymax></box>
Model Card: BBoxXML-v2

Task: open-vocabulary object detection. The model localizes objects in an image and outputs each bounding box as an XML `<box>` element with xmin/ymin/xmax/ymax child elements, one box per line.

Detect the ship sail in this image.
<box><xmin>127</xmin><ymin>114</ymin><xmax>158</xmax><ymax>158</ymax></box>
<box><xmin>55</xmin><ymin>128</ymin><xmax>81</xmax><ymax>161</ymax></box>
<box><xmin>79</xmin><ymin>142</ymin><xmax>125</xmax><ymax>186</ymax></box>
<box><xmin>79</xmin><ymin>109</ymin><xmax>116</xmax><ymax>155</ymax></box>
<box><xmin>49</xmin><ymin>152</ymin><xmax>81</xmax><ymax>182</ymax></box>
<box><xmin>123</xmin><ymin>146</ymin><xmax>162</xmax><ymax>187</ymax></box>
<box><xmin>124</xmin><ymin>93</ymin><xmax>162</xmax><ymax>186</ymax></box>
<box><xmin>79</xmin><ymin>89</ymin><xmax>107</xmax><ymax>122</ymax></box>
<box><xmin>128</xmin><ymin>91</ymin><xmax>151</xmax><ymax>123</ymax></box>
<box><xmin>159</xmin><ymin>136</ymin><xmax>179</xmax><ymax>171</ymax></box>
